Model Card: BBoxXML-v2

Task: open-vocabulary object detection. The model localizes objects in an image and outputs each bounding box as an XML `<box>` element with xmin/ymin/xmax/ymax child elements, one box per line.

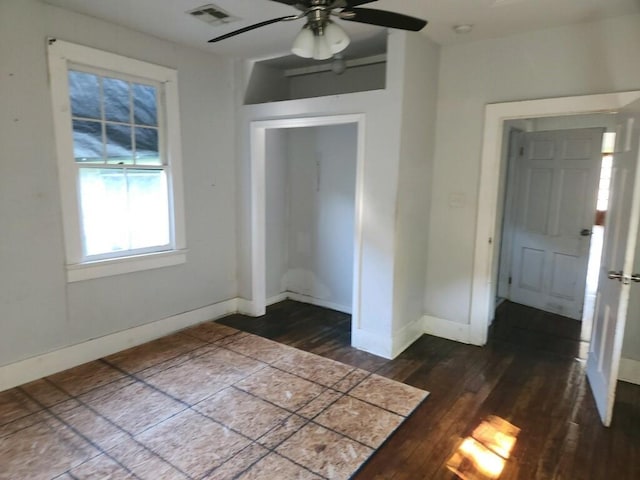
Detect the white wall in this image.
<box><xmin>244</xmin><ymin>63</ymin><xmax>289</xmax><ymax>105</ymax></box>
<box><xmin>392</xmin><ymin>32</ymin><xmax>440</xmax><ymax>351</ymax></box>
<box><xmin>623</xmin><ymin>225</ymin><xmax>640</xmax><ymax>361</ymax></box>
<box><xmin>265</xmin><ymin>129</ymin><xmax>290</xmax><ymax>299</ymax></box>
<box><xmin>0</xmin><ymin>0</ymin><xmax>236</xmax><ymax>367</ymax></box>
<box><xmin>424</xmin><ymin>15</ymin><xmax>640</xmax><ymax>330</ymax></box>
<box><xmin>286</xmin><ymin>125</ymin><xmax>357</xmax><ymax>311</ymax></box>
<box><xmin>289</xmin><ymin>63</ymin><xmax>386</xmax><ymax>101</ymax></box>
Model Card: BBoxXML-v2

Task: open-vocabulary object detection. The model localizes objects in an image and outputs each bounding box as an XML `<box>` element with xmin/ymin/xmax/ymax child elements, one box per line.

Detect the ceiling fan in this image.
<box><xmin>208</xmin><ymin>0</ymin><xmax>428</xmax><ymax>60</ymax></box>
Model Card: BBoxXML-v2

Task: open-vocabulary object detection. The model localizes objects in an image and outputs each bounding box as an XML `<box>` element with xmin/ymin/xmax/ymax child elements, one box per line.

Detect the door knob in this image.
<box><xmin>608</xmin><ymin>270</ymin><xmax>624</xmax><ymax>281</ymax></box>
<box><xmin>580</xmin><ymin>229</ymin><xmax>593</xmax><ymax>236</ymax></box>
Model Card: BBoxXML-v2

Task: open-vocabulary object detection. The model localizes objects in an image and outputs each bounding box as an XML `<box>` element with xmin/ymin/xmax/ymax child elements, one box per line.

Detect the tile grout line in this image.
<box><xmin>23</xmin><ymin>371</ymin><xmax>201</xmax><ymax>480</ymax></box>
<box><xmin>117</xmin><ymin>330</ymin><xmax>427</xmax><ymax>454</ymax></box>
<box><xmin>101</xmin><ymin>352</ymin><xmax>341</xmax><ymax>478</ymax></box>
<box><xmin>17</xmin><ymin>387</ymin><xmax>147</xmax><ymax>480</ymax></box>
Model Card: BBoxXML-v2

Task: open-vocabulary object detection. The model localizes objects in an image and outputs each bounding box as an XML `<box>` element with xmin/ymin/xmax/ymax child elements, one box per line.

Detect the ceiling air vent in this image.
<box><xmin>187</xmin><ymin>4</ymin><xmax>240</xmax><ymax>26</ymax></box>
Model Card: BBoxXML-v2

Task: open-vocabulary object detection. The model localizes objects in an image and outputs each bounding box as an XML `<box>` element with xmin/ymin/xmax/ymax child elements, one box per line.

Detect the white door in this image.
<box><xmin>587</xmin><ymin>103</ymin><xmax>640</xmax><ymax>426</ymax></box>
<box><xmin>509</xmin><ymin>128</ymin><xmax>604</xmax><ymax>319</ymax></box>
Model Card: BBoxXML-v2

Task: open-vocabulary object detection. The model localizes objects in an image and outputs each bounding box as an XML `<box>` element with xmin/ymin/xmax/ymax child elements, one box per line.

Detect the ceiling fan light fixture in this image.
<box><xmin>331</xmin><ymin>54</ymin><xmax>347</xmax><ymax>75</ymax></box>
<box><xmin>291</xmin><ymin>25</ymin><xmax>315</xmax><ymax>58</ymax></box>
<box><xmin>312</xmin><ymin>34</ymin><xmax>333</xmax><ymax>60</ymax></box>
<box><xmin>324</xmin><ymin>21</ymin><xmax>350</xmax><ymax>54</ymax></box>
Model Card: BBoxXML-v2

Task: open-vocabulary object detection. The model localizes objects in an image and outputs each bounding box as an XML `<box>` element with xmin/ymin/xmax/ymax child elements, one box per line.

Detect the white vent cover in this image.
<box><xmin>187</xmin><ymin>4</ymin><xmax>240</xmax><ymax>26</ymax></box>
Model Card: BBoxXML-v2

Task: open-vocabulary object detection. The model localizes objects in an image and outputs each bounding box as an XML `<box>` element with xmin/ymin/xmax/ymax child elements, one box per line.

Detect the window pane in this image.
<box><xmin>135</xmin><ymin>127</ymin><xmax>160</xmax><ymax>165</ymax></box>
<box><xmin>79</xmin><ymin>168</ymin><xmax>129</xmax><ymax>256</ymax></box>
<box><xmin>602</xmin><ymin>132</ymin><xmax>616</xmax><ymax>155</ymax></box>
<box><xmin>73</xmin><ymin>120</ymin><xmax>103</xmax><ymax>163</ymax></box>
<box><xmin>106</xmin><ymin>124</ymin><xmax>133</xmax><ymax>164</ymax></box>
<box><xmin>79</xmin><ymin>168</ymin><xmax>170</xmax><ymax>257</ymax></box>
<box><xmin>103</xmin><ymin>77</ymin><xmax>130</xmax><ymax>123</ymax></box>
<box><xmin>133</xmin><ymin>83</ymin><xmax>157</xmax><ymax>126</ymax></box>
<box><xmin>68</xmin><ymin>71</ymin><xmax>101</xmax><ymax>119</ymax></box>
<box><xmin>127</xmin><ymin>169</ymin><xmax>170</xmax><ymax>250</ymax></box>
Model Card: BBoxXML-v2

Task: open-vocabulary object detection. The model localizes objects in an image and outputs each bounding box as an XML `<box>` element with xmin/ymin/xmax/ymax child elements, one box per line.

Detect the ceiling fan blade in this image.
<box><xmin>339</xmin><ymin>8</ymin><xmax>427</xmax><ymax>32</ymax></box>
<box><xmin>208</xmin><ymin>16</ymin><xmax>296</xmax><ymax>43</ymax></box>
<box><xmin>345</xmin><ymin>0</ymin><xmax>378</xmax><ymax>6</ymax></box>
<box><xmin>269</xmin><ymin>0</ymin><xmax>302</xmax><ymax>5</ymax></box>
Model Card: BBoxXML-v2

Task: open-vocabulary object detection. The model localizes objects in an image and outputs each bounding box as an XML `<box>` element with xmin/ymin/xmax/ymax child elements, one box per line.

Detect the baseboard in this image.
<box><xmin>421</xmin><ymin>315</ymin><xmax>471</xmax><ymax>344</ymax></box>
<box><xmin>287</xmin><ymin>292</ymin><xmax>352</xmax><ymax>314</ymax></box>
<box><xmin>391</xmin><ymin>316</ymin><xmax>424</xmax><ymax>359</ymax></box>
<box><xmin>0</xmin><ymin>298</ymin><xmax>238</xmax><ymax>393</ymax></box>
<box><xmin>618</xmin><ymin>357</ymin><xmax>640</xmax><ymax>385</ymax></box>
<box><xmin>351</xmin><ymin>327</ymin><xmax>393</xmax><ymax>359</ymax></box>
<box><xmin>266</xmin><ymin>293</ymin><xmax>288</xmax><ymax>306</ymax></box>
<box><xmin>236</xmin><ymin>298</ymin><xmax>264</xmax><ymax>317</ymax></box>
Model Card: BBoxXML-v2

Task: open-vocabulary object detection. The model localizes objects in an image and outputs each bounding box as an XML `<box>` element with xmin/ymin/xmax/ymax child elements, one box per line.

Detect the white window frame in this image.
<box><xmin>48</xmin><ymin>39</ymin><xmax>186</xmax><ymax>282</ymax></box>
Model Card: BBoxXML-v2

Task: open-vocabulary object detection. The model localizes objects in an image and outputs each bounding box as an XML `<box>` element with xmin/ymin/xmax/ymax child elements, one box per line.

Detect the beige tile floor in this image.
<box><xmin>0</xmin><ymin>322</ymin><xmax>428</xmax><ymax>480</ymax></box>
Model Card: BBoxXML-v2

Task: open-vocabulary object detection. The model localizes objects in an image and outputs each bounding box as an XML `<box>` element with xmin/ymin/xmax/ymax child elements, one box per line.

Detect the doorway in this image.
<box><xmin>264</xmin><ymin>124</ymin><xmax>357</xmax><ymax>313</ymax></box>
<box><xmin>496</xmin><ymin>121</ymin><xmax>616</xmax><ymax>342</ymax></box>
<box><xmin>468</xmin><ymin>91</ymin><xmax>640</xmax><ymax>346</ymax></box>
<box><xmin>249</xmin><ymin>114</ymin><xmax>365</xmax><ymax>335</ymax></box>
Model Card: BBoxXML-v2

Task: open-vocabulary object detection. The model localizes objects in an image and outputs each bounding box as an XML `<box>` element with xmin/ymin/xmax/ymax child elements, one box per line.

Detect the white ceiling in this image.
<box><xmin>43</xmin><ymin>0</ymin><xmax>640</xmax><ymax>59</ymax></box>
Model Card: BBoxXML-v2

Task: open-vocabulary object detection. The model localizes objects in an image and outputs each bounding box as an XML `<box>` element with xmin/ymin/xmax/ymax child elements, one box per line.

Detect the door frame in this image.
<box><xmin>469</xmin><ymin>91</ymin><xmax>640</xmax><ymax>345</ymax></box>
<box><xmin>249</xmin><ymin>114</ymin><xmax>366</xmax><ymax>329</ymax></box>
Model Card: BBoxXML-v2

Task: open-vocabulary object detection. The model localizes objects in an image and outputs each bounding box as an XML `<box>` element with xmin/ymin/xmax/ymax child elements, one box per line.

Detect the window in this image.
<box><xmin>48</xmin><ymin>40</ymin><xmax>186</xmax><ymax>282</ymax></box>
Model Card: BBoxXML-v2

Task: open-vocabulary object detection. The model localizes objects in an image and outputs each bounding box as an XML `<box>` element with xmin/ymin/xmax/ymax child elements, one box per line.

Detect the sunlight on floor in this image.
<box><xmin>446</xmin><ymin>416</ymin><xmax>520</xmax><ymax>480</ymax></box>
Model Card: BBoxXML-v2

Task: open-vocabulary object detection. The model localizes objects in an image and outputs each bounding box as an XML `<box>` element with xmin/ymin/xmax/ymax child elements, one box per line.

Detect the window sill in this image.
<box><xmin>66</xmin><ymin>250</ymin><xmax>187</xmax><ymax>283</ymax></box>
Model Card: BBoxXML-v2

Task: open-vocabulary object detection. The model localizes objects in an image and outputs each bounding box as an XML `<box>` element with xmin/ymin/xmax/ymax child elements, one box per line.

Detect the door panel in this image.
<box><xmin>510</xmin><ymin>128</ymin><xmax>604</xmax><ymax>319</ymax></box>
<box><xmin>556</xmin><ymin>170</ymin><xmax>588</xmax><ymax>236</ymax></box>
<box><xmin>524</xmin><ymin>169</ymin><xmax>553</xmax><ymax>233</ymax></box>
<box><xmin>519</xmin><ymin>248</ymin><xmax>544</xmax><ymax>291</ymax></box>
<box><xmin>587</xmin><ymin>108</ymin><xmax>640</xmax><ymax>426</ymax></box>
<box><xmin>550</xmin><ymin>252</ymin><xmax>580</xmax><ymax>299</ymax></box>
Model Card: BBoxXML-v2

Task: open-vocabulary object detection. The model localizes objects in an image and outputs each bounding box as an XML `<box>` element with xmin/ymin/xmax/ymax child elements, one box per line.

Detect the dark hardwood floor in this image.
<box><xmin>219</xmin><ymin>300</ymin><xmax>640</xmax><ymax>480</ymax></box>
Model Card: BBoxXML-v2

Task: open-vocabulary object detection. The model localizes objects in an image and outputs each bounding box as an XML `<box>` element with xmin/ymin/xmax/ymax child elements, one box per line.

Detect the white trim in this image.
<box><xmin>352</xmin><ymin>118</ymin><xmax>366</xmax><ymax>332</ymax></box>
<box><xmin>249</xmin><ymin>114</ymin><xmax>366</xmax><ymax>341</ymax></box>
<box><xmin>422</xmin><ymin>315</ymin><xmax>471</xmax><ymax>344</ymax></box>
<box><xmin>470</xmin><ymin>91</ymin><xmax>640</xmax><ymax>346</ymax></box>
<box><xmin>287</xmin><ymin>292</ymin><xmax>351</xmax><ymax>314</ymax></box>
<box><xmin>67</xmin><ymin>250</ymin><xmax>187</xmax><ymax>282</ymax></box>
<box><xmin>391</xmin><ymin>317</ymin><xmax>424</xmax><ymax>359</ymax></box>
<box><xmin>236</xmin><ymin>298</ymin><xmax>262</xmax><ymax>317</ymax></box>
<box><xmin>266</xmin><ymin>293</ymin><xmax>289</xmax><ymax>306</ymax></box>
<box><xmin>266</xmin><ymin>291</ymin><xmax>351</xmax><ymax>314</ymax></box>
<box><xmin>250</xmin><ymin>126</ymin><xmax>267</xmax><ymax>317</ymax></box>
<box><xmin>0</xmin><ymin>299</ymin><xmax>238</xmax><ymax>393</ymax></box>
<box><xmin>618</xmin><ymin>358</ymin><xmax>640</xmax><ymax>385</ymax></box>
<box><xmin>352</xmin><ymin>328</ymin><xmax>393</xmax><ymax>359</ymax></box>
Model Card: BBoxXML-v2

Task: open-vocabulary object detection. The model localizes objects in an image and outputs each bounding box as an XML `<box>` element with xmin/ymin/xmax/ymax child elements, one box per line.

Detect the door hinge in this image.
<box><xmin>508</xmin><ymin>276</ymin><xmax>512</xmax><ymax>285</ymax></box>
<box><xmin>519</xmin><ymin>146</ymin><xmax>524</xmax><ymax>156</ymax></box>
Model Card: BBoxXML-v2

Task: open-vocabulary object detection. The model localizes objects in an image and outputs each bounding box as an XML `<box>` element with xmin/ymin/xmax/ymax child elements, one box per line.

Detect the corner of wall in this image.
<box><xmin>618</xmin><ymin>357</ymin><xmax>640</xmax><ymax>385</ymax></box>
<box><xmin>351</xmin><ymin>327</ymin><xmax>394</xmax><ymax>360</ymax></box>
<box><xmin>422</xmin><ymin>314</ymin><xmax>471</xmax><ymax>344</ymax></box>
